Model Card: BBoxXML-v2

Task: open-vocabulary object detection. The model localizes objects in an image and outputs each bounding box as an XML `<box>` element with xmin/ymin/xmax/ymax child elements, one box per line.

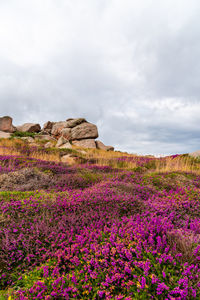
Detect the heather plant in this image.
<box><xmin>0</xmin><ymin>151</ymin><xmax>199</xmax><ymax>299</ymax></box>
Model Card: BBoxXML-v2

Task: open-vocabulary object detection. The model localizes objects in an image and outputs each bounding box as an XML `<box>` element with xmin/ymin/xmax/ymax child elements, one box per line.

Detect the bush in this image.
<box><xmin>11</xmin><ymin>131</ymin><xmax>36</xmax><ymax>138</ymax></box>
<box><xmin>0</xmin><ymin>168</ymin><xmax>54</xmax><ymax>191</ymax></box>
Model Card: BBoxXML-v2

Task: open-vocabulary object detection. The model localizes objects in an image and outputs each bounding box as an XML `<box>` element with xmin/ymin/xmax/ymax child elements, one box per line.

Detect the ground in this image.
<box><xmin>0</xmin><ymin>138</ymin><xmax>199</xmax><ymax>299</ymax></box>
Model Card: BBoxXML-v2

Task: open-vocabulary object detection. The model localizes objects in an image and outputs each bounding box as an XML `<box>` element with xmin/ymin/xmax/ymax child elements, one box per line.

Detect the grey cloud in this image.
<box><xmin>0</xmin><ymin>0</ymin><xmax>200</xmax><ymax>155</ymax></box>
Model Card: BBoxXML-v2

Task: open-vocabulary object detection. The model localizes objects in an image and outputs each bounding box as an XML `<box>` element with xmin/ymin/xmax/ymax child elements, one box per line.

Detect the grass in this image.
<box><xmin>11</xmin><ymin>131</ymin><xmax>36</xmax><ymax>138</ymax></box>
<box><xmin>154</xmin><ymin>155</ymin><xmax>199</xmax><ymax>174</ymax></box>
<box><xmin>2</xmin><ymin>138</ymin><xmax>200</xmax><ymax>173</ymax></box>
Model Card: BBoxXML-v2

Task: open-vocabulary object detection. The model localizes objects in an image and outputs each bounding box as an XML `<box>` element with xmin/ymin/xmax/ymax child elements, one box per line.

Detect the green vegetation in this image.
<box><xmin>11</xmin><ymin>131</ymin><xmax>36</xmax><ymax>138</ymax></box>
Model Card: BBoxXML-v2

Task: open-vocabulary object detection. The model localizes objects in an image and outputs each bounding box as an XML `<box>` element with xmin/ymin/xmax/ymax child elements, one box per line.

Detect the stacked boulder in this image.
<box><xmin>42</xmin><ymin>118</ymin><xmax>103</xmax><ymax>150</ymax></box>
<box><xmin>0</xmin><ymin>116</ymin><xmax>114</xmax><ymax>151</ymax></box>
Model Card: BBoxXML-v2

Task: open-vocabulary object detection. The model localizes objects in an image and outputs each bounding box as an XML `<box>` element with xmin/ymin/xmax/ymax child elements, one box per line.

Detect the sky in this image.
<box><xmin>0</xmin><ymin>0</ymin><xmax>200</xmax><ymax>155</ymax></box>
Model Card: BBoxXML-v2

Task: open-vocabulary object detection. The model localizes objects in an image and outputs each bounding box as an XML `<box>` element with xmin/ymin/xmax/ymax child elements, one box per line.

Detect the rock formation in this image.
<box><xmin>96</xmin><ymin>140</ymin><xmax>114</xmax><ymax>151</ymax></box>
<box><xmin>17</xmin><ymin>123</ymin><xmax>41</xmax><ymax>133</ymax></box>
<box><xmin>0</xmin><ymin>116</ymin><xmax>114</xmax><ymax>150</ymax></box>
<box><xmin>72</xmin><ymin>139</ymin><xmax>96</xmax><ymax>149</ymax></box>
<box><xmin>71</xmin><ymin>122</ymin><xmax>98</xmax><ymax>140</ymax></box>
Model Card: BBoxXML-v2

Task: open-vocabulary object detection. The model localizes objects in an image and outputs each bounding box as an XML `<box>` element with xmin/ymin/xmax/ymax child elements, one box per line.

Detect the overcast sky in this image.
<box><xmin>0</xmin><ymin>0</ymin><xmax>200</xmax><ymax>155</ymax></box>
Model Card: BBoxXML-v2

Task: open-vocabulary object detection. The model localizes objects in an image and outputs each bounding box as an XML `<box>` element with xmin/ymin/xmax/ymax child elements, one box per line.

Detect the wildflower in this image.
<box><xmin>157</xmin><ymin>283</ymin><xmax>169</xmax><ymax>295</ymax></box>
<box><xmin>97</xmin><ymin>290</ymin><xmax>105</xmax><ymax>298</ymax></box>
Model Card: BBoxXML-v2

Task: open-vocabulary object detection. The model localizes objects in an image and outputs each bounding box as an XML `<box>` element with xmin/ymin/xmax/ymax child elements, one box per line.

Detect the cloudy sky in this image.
<box><xmin>0</xmin><ymin>0</ymin><xmax>200</xmax><ymax>155</ymax></box>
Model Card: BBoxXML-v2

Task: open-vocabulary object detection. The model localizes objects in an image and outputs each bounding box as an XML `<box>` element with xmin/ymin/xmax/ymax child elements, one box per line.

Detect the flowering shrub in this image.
<box><xmin>0</xmin><ymin>154</ymin><xmax>199</xmax><ymax>299</ymax></box>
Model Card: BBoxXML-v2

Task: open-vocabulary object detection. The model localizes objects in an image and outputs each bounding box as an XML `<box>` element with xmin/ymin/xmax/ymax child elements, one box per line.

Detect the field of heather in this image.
<box><xmin>0</xmin><ymin>143</ymin><xmax>200</xmax><ymax>299</ymax></box>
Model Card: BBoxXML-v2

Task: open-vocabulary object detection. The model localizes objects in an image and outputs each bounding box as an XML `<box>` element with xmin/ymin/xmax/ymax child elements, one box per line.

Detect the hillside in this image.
<box><xmin>0</xmin><ymin>138</ymin><xmax>199</xmax><ymax>299</ymax></box>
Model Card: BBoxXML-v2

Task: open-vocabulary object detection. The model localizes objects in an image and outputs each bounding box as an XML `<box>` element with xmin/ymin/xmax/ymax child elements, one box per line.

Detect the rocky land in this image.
<box><xmin>0</xmin><ymin>116</ymin><xmax>114</xmax><ymax>151</ymax></box>
<box><xmin>0</xmin><ymin>116</ymin><xmax>200</xmax><ymax>299</ymax></box>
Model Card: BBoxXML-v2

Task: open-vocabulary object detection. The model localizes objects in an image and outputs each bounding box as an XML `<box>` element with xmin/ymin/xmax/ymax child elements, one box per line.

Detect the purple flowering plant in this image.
<box><xmin>0</xmin><ymin>152</ymin><xmax>199</xmax><ymax>299</ymax></box>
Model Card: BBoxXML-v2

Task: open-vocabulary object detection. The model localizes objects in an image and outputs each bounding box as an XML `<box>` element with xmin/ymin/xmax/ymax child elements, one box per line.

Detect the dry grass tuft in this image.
<box><xmin>155</xmin><ymin>156</ymin><xmax>199</xmax><ymax>174</ymax></box>
<box><xmin>0</xmin><ymin>139</ymin><xmax>60</xmax><ymax>162</ymax></box>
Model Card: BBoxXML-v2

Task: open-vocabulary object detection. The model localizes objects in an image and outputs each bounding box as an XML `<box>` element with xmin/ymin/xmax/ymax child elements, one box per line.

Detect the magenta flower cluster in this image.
<box><xmin>0</xmin><ymin>154</ymin><xmax>199</xmax><ymax>299</ymax></box>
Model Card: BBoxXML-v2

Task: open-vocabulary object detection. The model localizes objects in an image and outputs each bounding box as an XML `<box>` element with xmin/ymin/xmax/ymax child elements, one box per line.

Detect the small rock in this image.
<box><xmin>61</xmin><ymin>154</ymin><xmax>75</xmax><ymax>164</ymax></box>
<box><xmin>59</xmin><ymin>142</ymin><xmax>72</xmax><ymax>149</ymax></box>
<box><xmin>44</xmin><ymin>142</ymin><xmax>54</xmax><ymax>149</ymax></box>
<box><xmin>0</xmin><ymin>131</ymin><xmax>11</xmax><ymax>138</ymax></box>
<box><xmin>72</xmin><ymin>139</ymin><xmax>96</xmax><ymax>149</ymax></box>
<box><xmin>56</xmin><ymin>136</ymin><xmax>68</xmax><ymax>148</ymax></box>
<box><xmin>21</xmin><ymin>137</ymin><xmax>35</xmax><ymax>143</ymax></box>
<box><xmin>17</xmin><ymin>123</ymin><xmax>41</xmax><ymax>133</ymax></box>
<box><xmin>96</xmin><ymin>140</ymin><xmax>114</xmax><ymax>151</ymax></box>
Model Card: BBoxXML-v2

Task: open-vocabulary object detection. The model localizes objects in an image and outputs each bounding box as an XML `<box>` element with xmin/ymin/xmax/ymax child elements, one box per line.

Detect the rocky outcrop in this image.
<box><xmin>0</xmin><ymin>116</ymin><xmax>16</xmax><ymax>133</ymax></box>
<box><xmin>71</xmin><ymin>123</ymin><xmax>98</xmax><ymax>140</ymax></box>
<box><xmin>42</xmin><ymin>121</ymin><xmax>54</xmax><ymax>133</ymax></box>
<box><xmin>96</xmin><ymin>140</ymin><xmax>114</xmax><ymax>151</ymax></box>
<box><xmin>50</xmin><ymin>118</ymin><xmax>86</xmax><ymax>138</ymax></box>
<box><xmin>72</xmin><ymin>139</ymin><xmax>96</xmax><ymax>149</ymax></box>
<box><xmin>0</xmin><ymin>116</ymin><xmax>114</xmax><ymax>150</ymax></box>
<box><xmin>17</xmin><ymin>123</ymin><xmax>41</xmax><ymax>133</ymax></box>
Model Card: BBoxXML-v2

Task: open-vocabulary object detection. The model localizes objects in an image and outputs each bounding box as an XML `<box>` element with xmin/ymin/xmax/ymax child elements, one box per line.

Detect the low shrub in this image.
<box><xmin>11</xmin><ymin>131</ymin><xmax>36</xmax><ymax>138</ymax></box>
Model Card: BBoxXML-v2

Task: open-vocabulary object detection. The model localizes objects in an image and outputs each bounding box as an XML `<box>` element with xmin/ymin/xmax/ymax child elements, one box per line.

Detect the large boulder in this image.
<box><xmin>96</xmin><ymin>140</ymin><xmax>114</xmax><ymax>151</ymax></box>
<box><xmin>17</xmin><ymin>123</ymin><xmax>41</xmax><ymax>133</ymax></box>
<box><xmin>42</xmin><ymin>121</ymin><xmax>54</xmax><ymax>133</ymax></box>
<box><xmin>72</xmin><ymin>139</ymin><xmax>96</xmax><ymax>149</ymax></box>
<box><xmin>71</xmin><ymin>122</ymin><xmax>98</xmax><ymax>140</ymax></box>
<box><xmin>0</xmin><ymin>116</ymin><xmax>16</xmax><ymax>133</ymax></box>
<box><xmin>51</xmin><ymin>122</ymin><xmax>68</xmax><ymax>136</ymax></box>
<box><xmin>60</xmin><ymin>128</ymin><xmax>72</xmax><ymax>140</ymax></box>
<box><xmin>65</xmin><ymin>118</ymin><xmax>86</xmax><ymax>128</ymax></box>
<box><xmin>56</xmin><ymin>136</ymin><xmax>68</xmax><ymax>148</ymax></box>
<box><xmin>0</xmin><ymin>131</ymin><xmax>11</xmax><ymax>138</ymax></box>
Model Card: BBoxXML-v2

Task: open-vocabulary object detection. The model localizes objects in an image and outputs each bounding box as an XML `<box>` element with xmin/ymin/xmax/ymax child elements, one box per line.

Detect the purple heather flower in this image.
<box><xmin>157</xmin><ymin>283</ymin><xmax>169</xmax><ymax>295</ymax></box>
<box><xmin>97</xmin><ymin>290</ymin><xmax>105</xmax><ymax>298</ymax></box>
